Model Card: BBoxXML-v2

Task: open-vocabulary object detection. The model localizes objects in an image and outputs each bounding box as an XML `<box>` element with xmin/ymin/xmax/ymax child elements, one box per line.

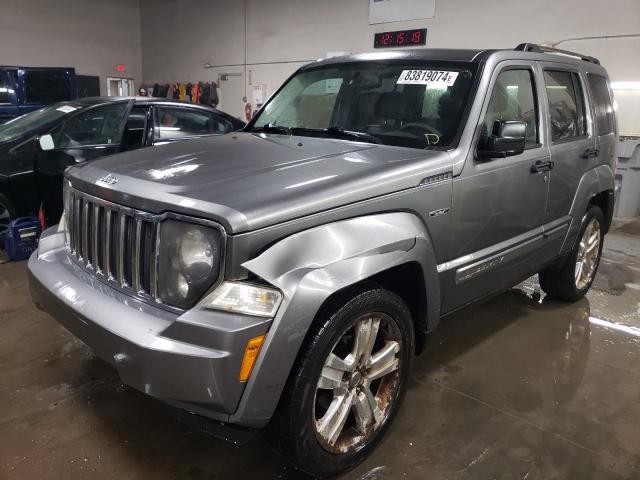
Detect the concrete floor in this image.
<box><xmin>1</xmin><ymin>220</ymin><xmax>639</xmax><ymax>480</ymax></box>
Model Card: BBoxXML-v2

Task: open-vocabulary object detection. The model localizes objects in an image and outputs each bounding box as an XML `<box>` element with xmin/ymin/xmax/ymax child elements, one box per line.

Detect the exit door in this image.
<box><xmin>217</xmin><ymin>72</ymin><xmax>245</xmax><ymax>119</ymax></box>
<box><xmin>107</xmin><ymin>77</ymin><xmax>135</xmax><ymax>96</ymax></box>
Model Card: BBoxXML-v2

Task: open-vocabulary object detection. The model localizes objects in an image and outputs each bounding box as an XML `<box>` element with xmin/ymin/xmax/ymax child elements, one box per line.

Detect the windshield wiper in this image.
<box><xmin>250</xmin><ymin>123</ymin><xmax>291</xmax><ymax>135</ymax></box>
<box><xmin>291</xmin><ymin>127</ymin><xmax>382</xmax><ymax>145</ymax></box>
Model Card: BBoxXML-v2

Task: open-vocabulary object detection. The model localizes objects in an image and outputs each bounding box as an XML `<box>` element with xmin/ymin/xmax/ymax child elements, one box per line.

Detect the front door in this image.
<box><xmin>36</xmin><ymin>102</ymin><xmax>130</xmax><ymax>224</ymax></box>
<box><xmin>442</xmin><ymin>61</ymin><xmax>551</xmax><ymax>313</ymax></box>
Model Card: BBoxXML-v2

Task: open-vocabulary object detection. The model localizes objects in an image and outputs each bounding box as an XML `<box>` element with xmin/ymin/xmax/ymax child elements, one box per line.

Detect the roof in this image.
<box><xmin>300</xmin><ymin>45</ymin><xmax>605</xmax><ymax>71</ymax></box>
<box><xmin>302</xmin><ymin>49</ymin><xmax>492</xmax><ymax>70</ymax></box>
<box><xmin>67</xmin><ymin>96</ymin><xmax>217</xmax><ymax>110</ymax></box>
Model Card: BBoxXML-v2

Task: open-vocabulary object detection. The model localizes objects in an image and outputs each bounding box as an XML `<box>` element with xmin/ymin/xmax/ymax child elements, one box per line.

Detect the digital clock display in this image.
<box><xmin>374</xmin><ymin>28</ymin><xmax>427</xmax><ymax>49</ymax></box>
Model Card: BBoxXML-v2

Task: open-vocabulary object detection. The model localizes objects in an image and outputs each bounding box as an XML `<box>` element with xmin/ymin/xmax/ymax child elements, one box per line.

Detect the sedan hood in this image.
<box><xmin>69</xmin><ymin>132</ymin><xmax>450</xmax><ymax>233</ymax></box>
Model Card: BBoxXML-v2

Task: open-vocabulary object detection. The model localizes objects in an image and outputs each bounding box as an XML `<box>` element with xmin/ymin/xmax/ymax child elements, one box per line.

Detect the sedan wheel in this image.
<box><xmin>313</xmin><ymin>313</ymin><xmax>402</xmax><ymax>454</ymax></box>
<box><xmin>0</xmin><ymin>200</ymin><xmax>10</xmax><ymax>236</ymax></box>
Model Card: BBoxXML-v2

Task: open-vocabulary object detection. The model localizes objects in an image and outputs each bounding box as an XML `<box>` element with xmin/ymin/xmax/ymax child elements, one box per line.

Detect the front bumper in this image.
<box><xmin>28</xmin><ymin>227</ymin><xmax>272</xmax><ymax>425</ymax></box>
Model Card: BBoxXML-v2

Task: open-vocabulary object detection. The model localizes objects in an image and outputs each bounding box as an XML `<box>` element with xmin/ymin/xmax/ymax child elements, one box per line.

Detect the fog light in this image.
<box><xmin>239</xmin><ymin>335</ymin><xmax>266</xmax><ymax>382</ymax></box>
<box><xmin>201</xmin><ymin>282</ymin><xmax>282</xmax><ymax>317</ymax></box>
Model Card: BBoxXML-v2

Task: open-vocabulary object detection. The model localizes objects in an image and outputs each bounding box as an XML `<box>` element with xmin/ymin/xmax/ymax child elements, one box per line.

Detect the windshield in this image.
<box><xmin>251</xmin><ymin>61</ymin><xmax>476</xmax><ymax>149</ymax></box>
<box><xmin>0</xmin><ymin>102</ymin><xmax>85</xmax><ymax>143</ymax></box>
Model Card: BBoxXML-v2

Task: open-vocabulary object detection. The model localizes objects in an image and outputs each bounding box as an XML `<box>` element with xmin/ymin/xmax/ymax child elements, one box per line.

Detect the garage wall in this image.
<box><xmin>0</xmin><ymin>0</ymin><xmax>143</xmax><ymax>95</ymax></box>
<box><xmin>139</xmin><ymin>0</ymin><xmax>640</xmax><ymax>130</ymax></box>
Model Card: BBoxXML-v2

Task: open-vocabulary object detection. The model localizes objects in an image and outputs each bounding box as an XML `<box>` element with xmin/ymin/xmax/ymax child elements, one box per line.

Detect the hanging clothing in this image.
<box><xmin>178</xmin><ymin>83</ymin><xmax>186</xmax><ymax>101</ymax></box>
<box><xmin>192</xmin><ymin>83</ymin><xmax>200</xmax><ymax>104</ymax></box>
<box><xmin>172</xmin><ymin>83</ymin><xmax>180</xmax><ymax>100</ymax></box>
<box><xmin>199</xmin><ymin>82</ymin><xmax>210</xmax><ymax>105</ymax></box>
<box><xmin>152</xmin><ymin>83</ymin><xmax>160</xmax><ymax>97</ymax></box>
<box><xmin>210</xmin><ymin>82</ymin><xmax>219</xmax><ymax>107</ymax></box>
<box><xmin>186</xmin><ymin>83</ymin><xmax>193</xmax><ymax>102</ymax></box>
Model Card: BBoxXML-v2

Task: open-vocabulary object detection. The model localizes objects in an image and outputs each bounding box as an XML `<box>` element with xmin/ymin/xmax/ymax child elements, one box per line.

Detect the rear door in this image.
<box><xmin>541</xmin><ymin>65</ymin><xmax>595</xmax><ymax>230</ymax></box>
<box><xmin>151</xmin><ymin>105</ymin><xmax>233</xmax><ymax>145</ymax></box>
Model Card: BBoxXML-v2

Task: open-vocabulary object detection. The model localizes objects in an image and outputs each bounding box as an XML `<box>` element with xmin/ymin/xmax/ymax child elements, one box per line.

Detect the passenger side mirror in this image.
<box><xmin>478</xmin><ymin>120</ymin><xmax>526</xmax><ymax>159</ymax></box>
<box><xmin>38</xmin><ymin>134</ymin><xmax>55</xmax><ymax>151</ymax></box>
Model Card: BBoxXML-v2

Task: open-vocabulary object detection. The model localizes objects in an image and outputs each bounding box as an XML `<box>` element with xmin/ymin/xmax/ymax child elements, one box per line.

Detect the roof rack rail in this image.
<box><xmin>514</xmin><ymin>43</ymin><xmax>600</xmax><ymax>65</ymax></box>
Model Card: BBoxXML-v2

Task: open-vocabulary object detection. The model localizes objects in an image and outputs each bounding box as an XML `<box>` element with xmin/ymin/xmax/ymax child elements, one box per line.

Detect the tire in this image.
<box><xmin>0</xmin><ymin>193</ymin><xmax>14</xmax><ymax>238</ymax></box>
<box><xmin>539</xmin><ymin>206</ymin><xmax>604</xmax><ymax>302</ymax></box>
<box><xmin>268</xmin><ymin>287</ymin><xmax>414</xmax><ymax>478</ymax></box>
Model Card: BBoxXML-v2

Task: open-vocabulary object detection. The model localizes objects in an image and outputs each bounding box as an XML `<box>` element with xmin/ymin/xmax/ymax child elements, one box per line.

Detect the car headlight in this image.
<box><xmin>157</xmin><ymin>219</ymin><xmax>223</xmax><ymax>309</ymax></box>
<box><xmin>200</xmin><ymin>281</ymin><xmax>283</xmax><ymax>317</ymax></box>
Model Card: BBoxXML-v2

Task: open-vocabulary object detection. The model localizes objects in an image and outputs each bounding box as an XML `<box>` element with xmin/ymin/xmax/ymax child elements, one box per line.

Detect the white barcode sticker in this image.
<box><xmin>397</xmin><ymin>70</ymin><xmax>459</xmax><ymax>86</ymax></box>
<box><xmin>56</xmin><ymin>105</ymin><xmax>77</xmax><ymax>113</ymax></box>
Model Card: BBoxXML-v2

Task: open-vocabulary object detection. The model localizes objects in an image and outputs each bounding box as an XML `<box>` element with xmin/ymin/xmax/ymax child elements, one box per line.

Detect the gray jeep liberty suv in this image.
<box><xmin>29</xmin><ymin>43</ymin><xmax>617</xmax><ymax>477</ymax></box>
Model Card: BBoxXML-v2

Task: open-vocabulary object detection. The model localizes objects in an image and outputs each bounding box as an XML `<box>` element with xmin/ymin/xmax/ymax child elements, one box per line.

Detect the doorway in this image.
<box><xmin>107</xmin><ymin>77</ymin><xmax>135</xmax><ymax>96</ymax></box>
<box><xmin>217</xmin><ymin>72</ymin><xmax>245</xmax><ymax>119</ymax></box>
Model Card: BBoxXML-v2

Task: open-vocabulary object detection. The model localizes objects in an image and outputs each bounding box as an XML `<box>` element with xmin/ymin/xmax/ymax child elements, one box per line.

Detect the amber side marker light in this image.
<box><xmin>239</xmin><ymin>335</ymin><xmax>266</xmax><ymax>382</ymax></box>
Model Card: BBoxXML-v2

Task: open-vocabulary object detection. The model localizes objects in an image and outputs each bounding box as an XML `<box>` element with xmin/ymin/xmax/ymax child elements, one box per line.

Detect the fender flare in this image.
<box><xmin>229</xmin><ymin>212</ymin><xmax>440</xmax><ymax>428</ymax></box>
<box><xmin>560</xmin><ymin>164</ymin><xmax>615</xmax><ymax>254</ymax></box>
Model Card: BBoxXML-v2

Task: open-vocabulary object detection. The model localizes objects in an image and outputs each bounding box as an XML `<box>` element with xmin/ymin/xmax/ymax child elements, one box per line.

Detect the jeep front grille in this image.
<box><xmin>66</xmin><ymin>187</ymin><xmax>160</xmax><ymax>300</ymax></box>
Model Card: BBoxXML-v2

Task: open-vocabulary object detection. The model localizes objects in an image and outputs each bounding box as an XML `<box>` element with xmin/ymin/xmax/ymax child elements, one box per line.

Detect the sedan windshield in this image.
<box><xmin>251</xmin><ymin>61</ymin><xmax>476</xmax><ymax>149</ymax></box>
<box><xmin>0</xmin><ymin>102</ymin><xmax>85</xmax><ymax>143</ymax></box>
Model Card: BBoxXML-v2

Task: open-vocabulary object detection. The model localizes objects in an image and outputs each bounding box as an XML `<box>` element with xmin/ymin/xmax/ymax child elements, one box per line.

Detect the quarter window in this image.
<box><xmin>55</xmin><ymin>103</ymin><xmax>128</xmax><ymax>148</ymax></box>
<box><xmin>155</xmin><ymin>107</ymin><xmax>230</xmax><ymax>140</ymax></box>
<box><xmin>544</xmin><ymin>70</ymin><xmax>586</xmax><ymax>142</ymax></box>
<box><xmin>482</xmin><ymin>69</ymin><xmax>538</xmax><ymax>147</ymax></box>
<box><xmin>588</xmin><ymin>75</ymin><xmax>615</xmax><ymax>135</ymax></box>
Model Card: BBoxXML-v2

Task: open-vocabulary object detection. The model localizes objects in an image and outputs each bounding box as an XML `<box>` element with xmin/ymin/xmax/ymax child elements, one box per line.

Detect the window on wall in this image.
<box><xmin>544</xmin><ymin>70</ymin><xmax>587</xmax><ymax>142</ymax></box>
<box><xmin>482</xmin><ymin>68</ymin><xmax>538</xmax><ymax>147</ymax></box>
<box><xmin>588</xmin><ymin>75</ymin><xmax>615</xmax><ymax>135</ymax></box>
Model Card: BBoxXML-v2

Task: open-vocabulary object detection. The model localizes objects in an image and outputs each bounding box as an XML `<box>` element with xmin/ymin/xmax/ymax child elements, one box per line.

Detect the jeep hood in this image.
<box><xmin>68</xmin><ymin>132</ymin><xmax>450</xmax><ymax>233</ymax></box>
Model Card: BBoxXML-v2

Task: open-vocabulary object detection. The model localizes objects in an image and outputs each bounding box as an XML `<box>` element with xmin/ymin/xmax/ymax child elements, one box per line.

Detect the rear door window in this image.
<box><xmin>587</xmin><ymin>75</ymin><xmax>615</xmax><ymax>135</ymax></box>
<box><xmin>155</xmin><ymin>107</ymin><xmax>231</xmax><ymax>140</ymax></box>
<box><xmin>543</xmin><ymin>70</ymin><xmax>587</xmax><ymax>142</ymax></box>
<box><xmin>24</xmin><ymin>71</ymin><xmax>73</xmax><ymax>104</ymax></box>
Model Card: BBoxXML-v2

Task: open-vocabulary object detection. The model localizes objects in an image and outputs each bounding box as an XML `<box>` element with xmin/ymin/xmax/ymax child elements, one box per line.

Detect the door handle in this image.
<box><xmin>582</xmin><ymin>148</ymin><xmax>599</xmax><ymax>159</ymax></box>
<box><xmin>530</xmin><ymin>160</ymin><xmax>554</xmax><ymax>173</ymax></box>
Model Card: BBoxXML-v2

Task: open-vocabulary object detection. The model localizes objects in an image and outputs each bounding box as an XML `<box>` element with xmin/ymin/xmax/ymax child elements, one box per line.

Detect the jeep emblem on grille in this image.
<box><xmin>97</xmin><ymin>174</ymin><xmax>119</xmax><ymax>186</ymax></box>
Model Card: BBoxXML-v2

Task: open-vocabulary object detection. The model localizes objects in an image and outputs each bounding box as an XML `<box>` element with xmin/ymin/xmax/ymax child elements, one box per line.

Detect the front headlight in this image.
<box><xmin>157</xmin><ymin>219</ymin><xmax>223</xmax><ymax>309</ymax></box>
<box><xmin>200</xmin><ymin>281</ymin><xmax>283</xmax><ymax>317</ymax></box>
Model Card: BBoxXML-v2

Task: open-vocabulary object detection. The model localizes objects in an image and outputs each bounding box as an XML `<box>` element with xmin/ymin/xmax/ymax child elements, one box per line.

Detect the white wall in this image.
<box><xmin>140</xmin><ymin>0</ymin><xmax>640</xmax><ymax>129</ymax></box>
<box><xmin>0</xmin><ymin>0</ymin><xmax>143</xmax><ymax>95</ymax></box>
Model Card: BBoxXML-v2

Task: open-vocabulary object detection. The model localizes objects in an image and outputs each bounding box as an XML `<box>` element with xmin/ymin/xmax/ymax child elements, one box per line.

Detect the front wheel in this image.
<box><xmin>269</xmin><ymin>288</ymin><xmax>414</xmax><ymax>478</ymax></box>
<box><xmin>539</xmin><ymin>206</ymin><xmax>604</xmax><ymax>301</ymax></box>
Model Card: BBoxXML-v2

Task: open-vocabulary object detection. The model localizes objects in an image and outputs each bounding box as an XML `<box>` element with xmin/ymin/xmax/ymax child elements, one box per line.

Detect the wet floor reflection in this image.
<box><xmin>1</xmin><ymin>256</ymin><xmax>639</xmax><ymax>478</ymax></box>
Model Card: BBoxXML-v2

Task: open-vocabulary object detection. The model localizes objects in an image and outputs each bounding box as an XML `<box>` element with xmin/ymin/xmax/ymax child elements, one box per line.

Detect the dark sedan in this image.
<box><xmin>0</xmin><ymin>96</ymin><xmax>245</xmax><ymax>231</ymax></box>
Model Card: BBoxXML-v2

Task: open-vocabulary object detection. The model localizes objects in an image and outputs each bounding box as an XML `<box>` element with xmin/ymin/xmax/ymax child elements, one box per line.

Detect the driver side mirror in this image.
<box><xmin>478</xmin><ymin>120</ymin><xmax>526</xmax><ymax>159</ymax></box>
<box><xmin>38</xmin><ymin>134</ymin><xmax>55</xmax><ymax>151</ymax></box>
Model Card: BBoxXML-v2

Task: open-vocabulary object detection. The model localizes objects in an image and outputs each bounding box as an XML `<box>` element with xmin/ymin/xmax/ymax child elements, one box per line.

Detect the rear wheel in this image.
<box><xmin>539</xmin><ymin>206</ymin><xmax>604</xmax><ymax>301</ymax></box>
<box><xmin>0</xmin><ymin>194</ymin><xmax>13</xmax><ymax>239</ymax></box>
<box><xmin>269</xmin><ymin>288</ymin><xmax>414</xmax><ymax>478</ymax></box>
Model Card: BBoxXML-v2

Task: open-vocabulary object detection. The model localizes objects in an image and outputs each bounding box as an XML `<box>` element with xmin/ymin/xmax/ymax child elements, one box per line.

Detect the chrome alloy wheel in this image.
<box><xmin>313</xmin><ymin>313</ymin><xmax>402</xmax><ymax>454</ymax></box>
<box><xmin>575</xmin><ymin>217</ymin><xmax>601</xmax><ymax>290</ymax></box>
